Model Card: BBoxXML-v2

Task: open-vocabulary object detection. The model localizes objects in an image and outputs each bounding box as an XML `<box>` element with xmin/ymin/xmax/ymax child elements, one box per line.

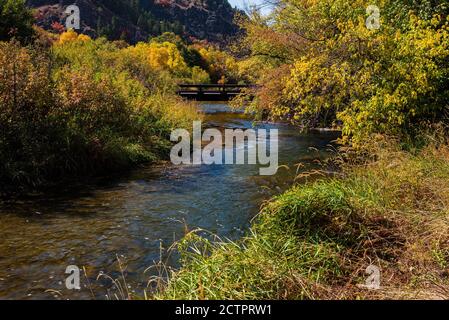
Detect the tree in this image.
<box><xmin>0</xmin><ymin>0</ymin><xmax>34</xmax><ymax>43</ymax></box>
<box><xmin>238</xmin><ymin>0</ymin><xmax>449</xmax><ymax>145</ymax></box>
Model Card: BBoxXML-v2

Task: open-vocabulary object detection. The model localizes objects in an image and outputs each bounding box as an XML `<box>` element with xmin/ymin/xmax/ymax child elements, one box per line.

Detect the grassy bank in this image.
<box><xmin>159</xmin><ymin>138</ymin><xmax>449</xmax><ymax>299</ymax></box>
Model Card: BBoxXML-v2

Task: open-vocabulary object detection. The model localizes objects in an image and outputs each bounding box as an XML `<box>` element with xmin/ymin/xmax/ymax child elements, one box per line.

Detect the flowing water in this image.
<box><xmin>0</xmin><ymin>103</ymin><xmax>339</xmax><ymax>299</ymax></box>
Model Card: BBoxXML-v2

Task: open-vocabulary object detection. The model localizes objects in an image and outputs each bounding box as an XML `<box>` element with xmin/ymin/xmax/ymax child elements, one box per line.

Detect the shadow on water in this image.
<box><xmin>0</xmin><ymin>103</ymin><xmax>340</xmax><ymax>299</ymax></box>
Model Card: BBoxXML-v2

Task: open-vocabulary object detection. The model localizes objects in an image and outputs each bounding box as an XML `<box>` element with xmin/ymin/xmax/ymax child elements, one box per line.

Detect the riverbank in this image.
<box><xmin>0</xmin><ymin>38</ymin><xmax>202</xmax><ymax>194</ymax></box>
<box><xmin>159</xmin><ymin>137</ymin><xmax>449</xmax><ymax>299</ymax></box>
<box><xmin>0</xmin><ymin>102</ymin><xmax>339</xmax><ymax>299</ymax></box>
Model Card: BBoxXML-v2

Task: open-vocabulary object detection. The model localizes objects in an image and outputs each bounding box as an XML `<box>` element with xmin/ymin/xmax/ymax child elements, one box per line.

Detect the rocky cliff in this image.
<box><xmin>27</xmin><ymin>0</ymin><xmax>242</xmax><ymax>43</ymax></box>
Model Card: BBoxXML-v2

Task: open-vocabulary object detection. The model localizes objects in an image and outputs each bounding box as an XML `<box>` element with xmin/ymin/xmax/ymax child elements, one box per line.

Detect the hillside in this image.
<box><xmin>26</xmin><ymin>0</ymin><xmax>242</xmax><ymax>43</ymax></box>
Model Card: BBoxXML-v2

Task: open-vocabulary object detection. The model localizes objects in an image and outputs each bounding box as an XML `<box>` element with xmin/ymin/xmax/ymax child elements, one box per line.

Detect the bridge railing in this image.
<box><xmin>176</xmin><ymin>84</ymin><xmax>255</xmax><ymax>101</ymax></box>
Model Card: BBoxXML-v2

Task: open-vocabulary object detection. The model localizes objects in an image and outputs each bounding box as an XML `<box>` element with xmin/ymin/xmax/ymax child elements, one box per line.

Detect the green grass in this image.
<box><xmin>157</xmin><ymin>140</ymin><xmax>449</xmax><ymax>300</ymax></box>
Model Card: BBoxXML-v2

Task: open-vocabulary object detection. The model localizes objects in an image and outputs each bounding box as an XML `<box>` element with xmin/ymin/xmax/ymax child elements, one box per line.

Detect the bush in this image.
<box><xmin>0</xmin><ymin>37</ymin><xmax>201</xmax><ymax>190</ymax></box>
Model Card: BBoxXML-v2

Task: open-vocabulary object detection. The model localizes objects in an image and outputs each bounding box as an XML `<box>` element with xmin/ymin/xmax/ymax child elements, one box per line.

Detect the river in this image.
<box><xmin>0</xmin><ymin>103</ymin><xmax>339</xmax><ymax>299</ymax></box>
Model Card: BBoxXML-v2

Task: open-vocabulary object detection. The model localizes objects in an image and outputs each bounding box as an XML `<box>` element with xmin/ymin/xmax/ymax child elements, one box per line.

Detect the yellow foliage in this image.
<box><xmin>77</xmin><ymin>34</ymin><xmax>91</xmax><ymax>42</ymax></box>
<box><xmin>58</xmin><ymin>29</ymin><xmax>91</xmax><ymax>44</ymax></box>
<box><xmin>197</xmin><ymin>46</ymin><xmax>240</xmax><ymax>82</ymax></box>
<box><xmin>125</xmin><ymin>41</ymin><xmax>188</xmax><ymax>74</ymax></box>
<box><xmin>240</xmin><ymin>0</ymin><xmax>449</xmax><ymax>144</ymax></box>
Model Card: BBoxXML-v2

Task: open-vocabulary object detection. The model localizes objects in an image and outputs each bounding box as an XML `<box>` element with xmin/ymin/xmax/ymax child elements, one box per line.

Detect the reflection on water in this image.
<box><xmin>0</xmin><ymin>103</ymin><xmax>339</xmax><ymax>299</ymax></box>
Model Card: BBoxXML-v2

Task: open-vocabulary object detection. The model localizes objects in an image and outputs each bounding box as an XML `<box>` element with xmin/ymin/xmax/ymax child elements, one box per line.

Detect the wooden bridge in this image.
<box><xmin>177</xmin><ymin>84</ymin><xmax>253</xmax><ymax>101</ymax></box>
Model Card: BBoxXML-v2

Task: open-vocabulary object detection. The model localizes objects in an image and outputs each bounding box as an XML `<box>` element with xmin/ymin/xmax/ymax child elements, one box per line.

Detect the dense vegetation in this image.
<box><xmin>2</xmin><ymin>0</ymin><xmax>449</xmax><ymax>300</ymax></box>
<box><xmin>234</xmin><ymin>0</ymin><xmax>449</xmax><ymax>145</ymax></box>
<box><xmin>0</xmin><ymin>0</ymin><xmax>34</xmax><ymax>42</ymax></box>
<box><xmin>0</xmin><ymin>2</ymin><xmax>241</xmax><ymax>191</ymax></box>
<box><xmin>158</xmin><ymin>0</ymin><xmax>449</xmax><ymax>300</ymax></box>
<box><xmin>0</xmin><ymin>36</ymin><xmax>197</xmax><ymax>190</ymax></box>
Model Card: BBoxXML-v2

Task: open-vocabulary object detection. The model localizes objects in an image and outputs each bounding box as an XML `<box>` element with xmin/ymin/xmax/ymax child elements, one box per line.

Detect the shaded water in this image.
<box><xmin>0</xmin><ymin>103</ymin><xmax>339</xmax><ymax>299</ymax></box>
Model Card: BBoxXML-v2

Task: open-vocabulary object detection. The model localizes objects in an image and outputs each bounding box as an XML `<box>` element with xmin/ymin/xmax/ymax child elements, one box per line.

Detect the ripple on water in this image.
<box><xmin>0</xmin><ymin>103</ymin><xmax>340</xmax><ymax>299</ymax></box>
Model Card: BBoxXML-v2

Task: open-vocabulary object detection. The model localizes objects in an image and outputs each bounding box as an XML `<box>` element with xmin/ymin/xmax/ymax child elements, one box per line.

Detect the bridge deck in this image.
<box><xmin>177</xmin><ymin>84</ymin><xmax>252</xmax><ymax>101</ymax></box>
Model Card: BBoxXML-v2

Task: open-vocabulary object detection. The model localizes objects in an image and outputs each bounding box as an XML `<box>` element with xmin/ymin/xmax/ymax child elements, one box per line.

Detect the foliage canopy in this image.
<box><xmin>237</xmin><ymin>0</ymin><xmax>449</xmax><ymax>145</ymax></box>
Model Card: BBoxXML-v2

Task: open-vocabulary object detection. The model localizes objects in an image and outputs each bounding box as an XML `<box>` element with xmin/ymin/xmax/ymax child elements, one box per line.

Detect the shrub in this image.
<box><xmin>0</xmin><ymin>38</ymin><xmax>201</xmax><ymax>190</ymax></box>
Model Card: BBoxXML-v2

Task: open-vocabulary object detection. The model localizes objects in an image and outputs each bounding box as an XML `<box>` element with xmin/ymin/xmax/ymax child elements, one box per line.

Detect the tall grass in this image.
<box><xmin>158</xmin><ymin>138</ymin><xmax>449</xmax><ymax>300</ymax></box>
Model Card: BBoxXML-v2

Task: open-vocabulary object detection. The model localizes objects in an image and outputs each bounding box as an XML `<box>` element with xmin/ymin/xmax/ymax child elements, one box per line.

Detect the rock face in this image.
<box><xmin>26</xmin><ymin>0</ymin><xmax>242</xmax><ymax>43</ymax></box>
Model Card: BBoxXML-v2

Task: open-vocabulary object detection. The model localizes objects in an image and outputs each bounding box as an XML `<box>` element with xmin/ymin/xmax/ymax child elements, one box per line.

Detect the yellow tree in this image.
<box><xmin>239</xmin><ymin>0</ymin><xmax>449</xmax><ymax>144</ymax></box>
<box><xmin>125</xmin><ymin>41</ymin><xmax>189</xmax><ymax>74</ymax></box>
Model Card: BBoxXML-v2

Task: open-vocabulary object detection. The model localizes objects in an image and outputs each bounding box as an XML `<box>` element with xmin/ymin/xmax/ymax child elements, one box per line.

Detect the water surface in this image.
<box><xmin>0</xmin><ymin>103</ymin><xmax>339</xmax><ymax>299</ymax></box>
